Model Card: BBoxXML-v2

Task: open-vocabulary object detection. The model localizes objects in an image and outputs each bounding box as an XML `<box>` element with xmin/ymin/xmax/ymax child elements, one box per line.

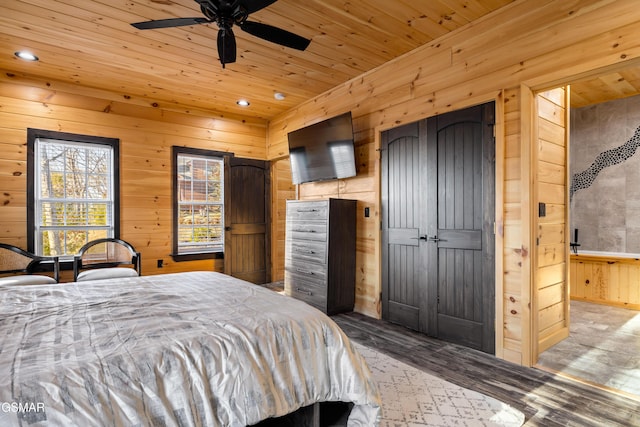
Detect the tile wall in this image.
<box><xmin>570</xmin><ymin>94</ymin><xmax>640</xmax><ymax>253</ymax></box>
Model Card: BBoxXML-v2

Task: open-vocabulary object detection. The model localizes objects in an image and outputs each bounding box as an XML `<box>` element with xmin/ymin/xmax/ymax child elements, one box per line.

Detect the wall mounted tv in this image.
<box><xmin>287</xmin><ymin>111</ymin><xmax>357</xmax><ymax>185</ymax></box>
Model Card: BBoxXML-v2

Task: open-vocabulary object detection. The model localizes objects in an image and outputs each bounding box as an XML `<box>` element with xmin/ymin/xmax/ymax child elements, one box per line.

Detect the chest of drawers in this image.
<box><xmin>284</xmin><ymin>198</ymin><xmax>356</xmax><ymax>314</ymax></box>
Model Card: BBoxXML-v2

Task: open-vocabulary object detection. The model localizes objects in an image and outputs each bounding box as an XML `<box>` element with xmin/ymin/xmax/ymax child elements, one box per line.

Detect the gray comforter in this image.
<box><xmin>0</xmin><ymin>271</ymin><xmax>380</xmax><ymax>426</ymax></box>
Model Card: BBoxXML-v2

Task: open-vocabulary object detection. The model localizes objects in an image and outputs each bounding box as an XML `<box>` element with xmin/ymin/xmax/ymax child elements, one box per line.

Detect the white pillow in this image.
<box><xmin>77</xmin><ymin>268</ymin><xmax>139</xmax><ymax>282</ymax></box>
<box><xmin>0</xmin><ymin>275</ymin><xmax>57</xmax><ymax>286</ymax></box>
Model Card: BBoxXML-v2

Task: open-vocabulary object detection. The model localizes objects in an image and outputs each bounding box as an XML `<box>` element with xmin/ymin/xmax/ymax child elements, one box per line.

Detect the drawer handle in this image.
<box><xmin>295</xmin><ymin>249</ymin><xmax>316</xmax><ymax>254</ymax></box>
<box><xmin>294</xmin><ymin>229</ymin><xmax>316</xmax><ymax>233</ymax></box>
<box><xmin>296</xmin><ymin>268</ymin><xmax>315</xmax><ymax>275</ymax></box>
<box><xmin>297</xmin><ymin>209</ymin><xmax>319</xmax><ymax>213</ymax></box>
<box><xmin>296</xmin><ymin>287</ymin><xmax>313</xmax><ymax>296</ymax></box>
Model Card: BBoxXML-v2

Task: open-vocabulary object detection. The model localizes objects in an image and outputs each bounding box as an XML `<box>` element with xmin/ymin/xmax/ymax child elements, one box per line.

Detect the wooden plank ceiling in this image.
<box><xmin>0</xmin><ymin>0</ymin><xmax>638</xmax><ymax>120</ymax></box>
<box><xmin>570</xmin><ymin>66</ymin><xmax>640</xmax><ymax>108</ymax></box>
<box><xmin>1</xmin><ymin>0</ymin><xmax>517</xmax><ymax>120</ymax></box>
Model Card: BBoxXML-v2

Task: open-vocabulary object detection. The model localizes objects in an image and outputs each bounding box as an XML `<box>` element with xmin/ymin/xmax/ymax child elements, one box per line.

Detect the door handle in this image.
<box><xmin>419</xmin><ymin>235</ymin><xmax>442</xmax><ymax>242</ymax></box>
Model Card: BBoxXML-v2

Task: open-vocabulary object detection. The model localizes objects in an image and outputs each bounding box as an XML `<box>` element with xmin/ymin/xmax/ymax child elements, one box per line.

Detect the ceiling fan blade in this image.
<box><xmin>242</xmin><ymin>0</ymin><xmax>279</xmax><ymax>14</ymax></box>
<box><xmin>217</xmin><ymin>28</ymin><xmax>237</xmax><ymax>67</ymax></box>
<box><xmin>131</xmin><ymin>17</ymin><xmax>211</xmax><ymax>30</ymax></box>
<box><xmin>240</xmin><ymin>21</ymin><xmax>310</xmax><ymax>50</ymax></box>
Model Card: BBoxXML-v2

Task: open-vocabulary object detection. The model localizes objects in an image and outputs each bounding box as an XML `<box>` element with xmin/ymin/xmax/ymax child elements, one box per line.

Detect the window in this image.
<box><xmin>172</xmin><ymin>147</ymin><xmax>226</xmax><ymax>259</ymax></box>
<box><xmin>27</xmin><ymin>129</ymin><xmax>119</xmax><ymax>257</ymax></box>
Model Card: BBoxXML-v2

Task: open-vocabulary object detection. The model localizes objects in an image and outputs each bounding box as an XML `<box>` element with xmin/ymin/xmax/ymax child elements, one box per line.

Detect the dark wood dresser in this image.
<box><xmin>284</xmin><ymin>198</ymin><xmax>356</xmax><ymax>315</ymax></box>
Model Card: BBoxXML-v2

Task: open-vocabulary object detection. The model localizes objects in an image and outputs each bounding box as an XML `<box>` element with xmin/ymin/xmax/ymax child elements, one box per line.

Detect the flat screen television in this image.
<box><xmin>287</xmin><ymin>112</ymin><xmax>357</xmax><ymax>185</ymax></box>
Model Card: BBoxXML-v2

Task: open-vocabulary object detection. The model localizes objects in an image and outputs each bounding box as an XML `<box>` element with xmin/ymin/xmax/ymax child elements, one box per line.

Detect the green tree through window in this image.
<box><xmin>28</xmin><ymin>129</ymin><xmax>119</xmax><ymax>257</ymax></box>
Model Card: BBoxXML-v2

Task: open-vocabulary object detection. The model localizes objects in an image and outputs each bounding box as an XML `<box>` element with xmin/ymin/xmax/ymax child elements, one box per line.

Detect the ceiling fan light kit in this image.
<box><xmin>131</xmin><ymin>0</ymin><xmax>311</xmax><ymax>68</ymax></box>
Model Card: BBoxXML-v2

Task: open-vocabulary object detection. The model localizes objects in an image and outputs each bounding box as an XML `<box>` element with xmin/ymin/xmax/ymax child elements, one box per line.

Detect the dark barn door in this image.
<box><xmin>425</xmin><ymin>103</ymin><xmax>495</xmax><ymax>353</ymax></box>
<box><xmin>224</xmin><ymin>157</ymin><xmax>271</xmax><ymax>284</ymax></box>
<box><xmin>382</xmin><ymin>102</ymin><xmax>495</xmax><ymax>354</ymax></box>
<box><xmin>381</xmin><ymin>121</ymin><xmax>428</xmax><ymax>330</ymax></box>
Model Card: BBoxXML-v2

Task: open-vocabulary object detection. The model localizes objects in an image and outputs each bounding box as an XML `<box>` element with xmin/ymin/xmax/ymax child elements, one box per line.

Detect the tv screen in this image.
<box><xmin>287</xmin><ymin>112</ymin><xmax>357</xmax><ymax>185</ymax></box>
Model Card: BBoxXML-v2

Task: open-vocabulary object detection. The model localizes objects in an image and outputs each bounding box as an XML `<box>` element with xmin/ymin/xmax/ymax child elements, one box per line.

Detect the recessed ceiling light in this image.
<box><xmin>274</xmin><ymin>92</ymin><xmax>286</xmax><ymax>100</ymax></box>
<box><xmin>14</xmin><ymin>51</ymin><xmax>39</xmax><ymax>61</ymax></box>
<box><xmin>236</xmin><ymin>99</ymin><xmax>250</xmax><ymax>107</ymax></box>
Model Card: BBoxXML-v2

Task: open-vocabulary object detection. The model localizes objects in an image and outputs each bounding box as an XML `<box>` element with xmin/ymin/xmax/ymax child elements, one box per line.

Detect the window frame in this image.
<box><xmin>171</xmin><ymin>146</ymin><xmax>230</xmax><ymax>262</ymax></box>
<box><xmin>27</xmin><ymin>128</ymin><xmax>120</xmax><ymax>257</ymax></box>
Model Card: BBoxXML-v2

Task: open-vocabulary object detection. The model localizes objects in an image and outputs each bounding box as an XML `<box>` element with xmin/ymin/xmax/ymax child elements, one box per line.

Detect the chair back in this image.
<box><xmin>73</xmin><ymin>238</ymin><xmax>141</xmax><ymax>281</ymax></box>
<box><xmin>0</xmin><ymin>243</ymin><xmax>60</xmax><ymax>283</ymax></box>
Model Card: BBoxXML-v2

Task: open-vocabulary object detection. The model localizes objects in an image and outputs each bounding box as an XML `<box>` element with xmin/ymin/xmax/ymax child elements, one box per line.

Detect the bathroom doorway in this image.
<box><xmin>534</xmin><ymin>63</ymin><xmax>640</xmax><ymax>398</ymax></box>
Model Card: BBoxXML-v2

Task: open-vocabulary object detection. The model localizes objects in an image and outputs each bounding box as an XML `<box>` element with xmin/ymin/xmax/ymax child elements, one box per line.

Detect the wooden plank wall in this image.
<box><xmin>502</xmin><ymin>87</ymin><xmax>525</xmax><ymax>363</ymax></box>
<box><xmin>535</xmin><ymin>88</ymin><xmax>570</xmax><ymax>357</ymax></box>
<box><xmin>570</xmin><ymin>254</ymin><xmax>640</xmax><ymax>310</ymax></box>
<box><xmin>0</xmin><ymin>73</ymin><xmax>268</xmax><ymax>282</ymax></box>
<box><xmin>267</xmin><ymin>0</ymin><xmax>640</xmax><ymax>364</ymax></box>
<box><xmin>270</xmin><ymin>158</ymin><xmax>295</xmax><ymax>282</ymax></box>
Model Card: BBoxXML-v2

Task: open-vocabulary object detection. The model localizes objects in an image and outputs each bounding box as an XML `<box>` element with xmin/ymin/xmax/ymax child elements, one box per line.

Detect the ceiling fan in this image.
<box><xmin>131</xmin><ymin>0</ymin><xmax>311</xmax><ymax>68</ymax></box>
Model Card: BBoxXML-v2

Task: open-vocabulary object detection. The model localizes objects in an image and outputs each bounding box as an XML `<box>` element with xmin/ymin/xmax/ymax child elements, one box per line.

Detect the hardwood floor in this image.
<box><xmin>333</xmin><ymin>312</ymin><xmax>640</xmax><ymax>427</ymax></box>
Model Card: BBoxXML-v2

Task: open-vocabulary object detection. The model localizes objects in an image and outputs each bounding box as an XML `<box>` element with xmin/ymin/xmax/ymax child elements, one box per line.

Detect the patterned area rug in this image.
<box><xmin>354</xmin><ymin>343</ymin><xmax>525</xmax><ymax>427</ymax></box>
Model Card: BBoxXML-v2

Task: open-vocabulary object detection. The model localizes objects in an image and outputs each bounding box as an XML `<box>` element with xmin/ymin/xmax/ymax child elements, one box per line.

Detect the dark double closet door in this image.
<box><xmin>381</xmin><ymin>102</ymin><xmax>496</xmax><ymax>354</ymax></box>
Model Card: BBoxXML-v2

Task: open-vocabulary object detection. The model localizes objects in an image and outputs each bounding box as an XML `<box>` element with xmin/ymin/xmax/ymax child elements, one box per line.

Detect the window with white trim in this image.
<box><xmin>27</xmin><ymin>129</ymin><xmax>119</xmax><ymax>257</ymax></box>
<box><xmin>173</xmin><ymin>147</ymin><xmax>225</xmax><ymax>256</ymax></box>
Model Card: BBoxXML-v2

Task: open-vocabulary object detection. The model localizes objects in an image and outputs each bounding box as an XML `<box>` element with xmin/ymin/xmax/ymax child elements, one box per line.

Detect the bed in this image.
<box><xmin>0</xmin><ymin>271</ymin><xmax>381</xmax><ymax>426</ymax></box>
